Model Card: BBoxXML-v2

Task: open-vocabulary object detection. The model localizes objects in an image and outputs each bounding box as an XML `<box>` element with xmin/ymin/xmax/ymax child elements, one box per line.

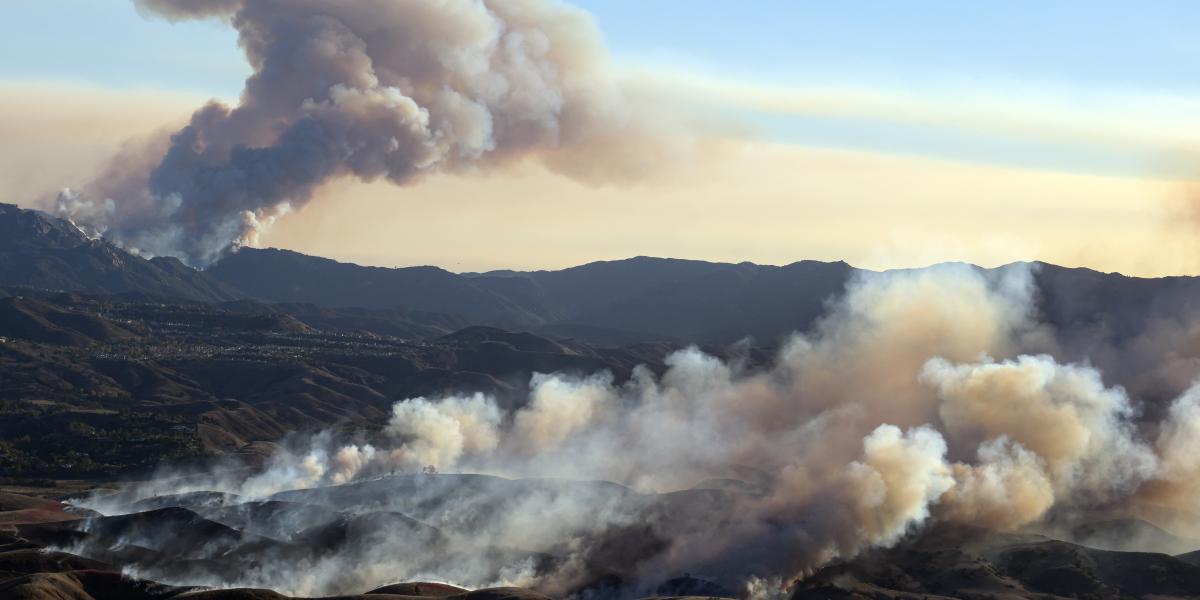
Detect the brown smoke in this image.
<box><xmin>79</xmin><ymin>263</ymin><xmax>1200</xmax><ymax>596</ymax></box>
<box><xmin>58</xmin><ymin>0</ymin><xmax>683</xmax><ymax>265</ymax></box>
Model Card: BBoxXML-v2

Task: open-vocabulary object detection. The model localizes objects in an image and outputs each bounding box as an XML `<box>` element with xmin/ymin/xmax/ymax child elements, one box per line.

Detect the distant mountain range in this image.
<box><xmin>3</xmin><ymin>201</ymin><xmax>1199</xmax><ymax>351</ymax></box>
<box><xmin>208</xmin><ymin>246</ymin><xmax>854</xmax><ymax>344</ymax></box>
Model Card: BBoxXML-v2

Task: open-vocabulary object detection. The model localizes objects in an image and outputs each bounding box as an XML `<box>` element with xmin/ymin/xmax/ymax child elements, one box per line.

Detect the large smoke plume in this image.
<box><xmin>56</xmin><ymin>0</ymin><xmax>679</xmax><ymax>266</ymax></box>
<box><xmin>76</xmin><ymin>264</ymin><xmax>1200</xmax><ymax>597</ymax></box>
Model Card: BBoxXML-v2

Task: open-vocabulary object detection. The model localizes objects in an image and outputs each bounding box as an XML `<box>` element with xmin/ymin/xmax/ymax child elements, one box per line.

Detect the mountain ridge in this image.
<box><xmin>5</xmin><ymin>202</ymin><xmax>1200</xmax><ymax>351</ymax></box>
<box><xmin>0</xmin><ymin>203</ymin><xmax>244</xmax><ymax>303</ymax></box>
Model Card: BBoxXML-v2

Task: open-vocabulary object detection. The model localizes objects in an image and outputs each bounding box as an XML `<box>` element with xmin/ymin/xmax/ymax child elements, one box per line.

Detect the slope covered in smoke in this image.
<box><xmin>2</xmin><ymin>261</ymin><xmax>1192</xmax><ymax>599</ymax></box>
<box><xmin>0</xmin><ymin>203</ymin><xmax>243</xmax><ymax>302</ymax></box>
<box><xmin>1031</xmin><ymin>262</ymin><xmax>1200</xmax><ymax>409</ymax></box>
<box><xmin>10</xmin><ymin>478</ymin><xmax>1200</xmax><ymax>600</ymax></box>
<box><xmin>0</xmin><ymin>516</ymin><xmax>562</xmax><ymax>600</ymax></box>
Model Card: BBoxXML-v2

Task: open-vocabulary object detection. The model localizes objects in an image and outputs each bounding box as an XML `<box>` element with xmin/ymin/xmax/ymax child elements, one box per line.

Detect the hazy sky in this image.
<box><xmin>2</xmin><ymin>1</ymin><xmax>1198</xmax><ymax>274</ymax></box>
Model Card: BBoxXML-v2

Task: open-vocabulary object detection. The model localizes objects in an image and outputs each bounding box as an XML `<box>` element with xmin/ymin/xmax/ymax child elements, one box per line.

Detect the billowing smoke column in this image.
<box><xmin>58</xmin><ymin>0</ymin><xmax>674</xmax><ymax>265</ymax></box>
<box><xmin>80</xmin><ymin>264</ymin><xmax>1200</xmax><ymax>596</ymax></box>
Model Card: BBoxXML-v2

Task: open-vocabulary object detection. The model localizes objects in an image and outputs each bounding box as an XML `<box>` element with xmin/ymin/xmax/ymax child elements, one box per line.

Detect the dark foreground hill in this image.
<box><xmin>794</xmin><ymin>523</ymin><xmax>1200</xmax><ymax>599</ymax></box>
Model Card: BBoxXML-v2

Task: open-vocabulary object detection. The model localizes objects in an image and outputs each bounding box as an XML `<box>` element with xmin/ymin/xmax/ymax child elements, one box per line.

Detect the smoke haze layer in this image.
<box><xmin>56</xmin><ymin>0</ymin><xmax>680</xmax><ymax>265</ymax></box>
<box><xmin>73</xmin><ymin>264</ymin><xmax>1200</xmax><ymax>597</ymax></box>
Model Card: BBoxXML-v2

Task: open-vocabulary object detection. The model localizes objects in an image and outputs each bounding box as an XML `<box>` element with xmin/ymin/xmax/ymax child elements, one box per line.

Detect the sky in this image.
<box><xmin>1</xmin><ymin>0</ymin><xmax>1198</xmax><ymax>275</ymax></box>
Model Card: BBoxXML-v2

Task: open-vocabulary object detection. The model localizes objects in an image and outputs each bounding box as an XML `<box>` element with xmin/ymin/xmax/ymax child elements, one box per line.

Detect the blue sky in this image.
<box><xmin>579</xmin><ymin>1</ymin><xmax>1200</xmax><ymax>178</ymax></box>
<box><xmin>3</xmin><ymin>0</ymin><xmax>1198</xmax><ymax>178</ymax></box>
<box><xmin>574</xmin><ymin>1</ymin><xmax>1200</xmax><ymax>93</ymax></box>
<box><xmin>0</xmin><ymin>1</ymin><xmax>245</xmax><ymax>96</ymax></box>
<box><xmin>9</xmin><ymin>1</ymin><xmax>1199</xmax><ymax>94</ymax></box>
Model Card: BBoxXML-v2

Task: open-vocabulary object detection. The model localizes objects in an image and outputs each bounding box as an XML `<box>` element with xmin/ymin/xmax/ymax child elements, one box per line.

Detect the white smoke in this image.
<box><xmin>73</xmin><ymin>263</ymin><xmax>1200</xmax><ymax>596</ymax></box>
<box><xmin>844</xmin><ymin>424</ymin><xmax>956</xmax><ymax>546</ymax></box>
<box><xmin>384</xmin><ymin>393</ymin><xmax>503</xmax><ymax>471</ymax></box>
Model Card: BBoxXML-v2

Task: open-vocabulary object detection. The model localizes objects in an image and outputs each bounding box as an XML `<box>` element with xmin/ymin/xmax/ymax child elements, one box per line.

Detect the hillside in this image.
<box><xmin>0</xmin><ymin>291</ymin><xmax>687</xmax><ymax>478</ymax></box>
<box><xmin>0</xmin><ymin>203</ymin><xmax>243</xmax><ymax>303</ymax></box>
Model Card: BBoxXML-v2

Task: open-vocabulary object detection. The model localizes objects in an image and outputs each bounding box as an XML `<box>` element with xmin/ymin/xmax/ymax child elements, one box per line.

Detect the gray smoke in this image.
<box><xmin>72</xmin><ymin>264</ymin><xmax>1200</xmax><ymax>597</ymax></box>
<box><xmin>57</xmin><ymin>0</ymin><xmax>679</xmax><ymax>266</ymax></box>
